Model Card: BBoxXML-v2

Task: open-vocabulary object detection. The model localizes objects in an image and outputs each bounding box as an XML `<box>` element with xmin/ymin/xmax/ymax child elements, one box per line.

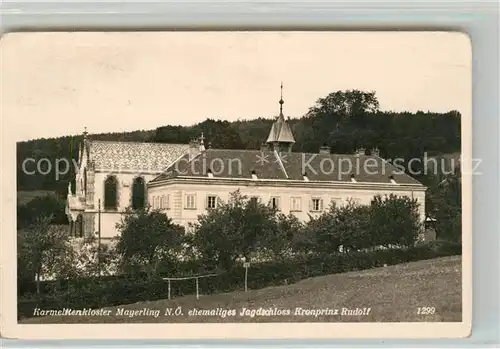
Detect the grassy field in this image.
<box><xmin>21</xmin><ymin>256</ymin><xmax>462</xmax><ymax>323</ymax></box>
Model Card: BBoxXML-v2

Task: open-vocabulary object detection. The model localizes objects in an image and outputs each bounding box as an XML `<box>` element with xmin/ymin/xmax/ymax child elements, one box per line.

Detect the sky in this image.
<box><xmin>0</xmin><ymin>31</ymin><xmax>471</xmax><ymax>142</ymax></box>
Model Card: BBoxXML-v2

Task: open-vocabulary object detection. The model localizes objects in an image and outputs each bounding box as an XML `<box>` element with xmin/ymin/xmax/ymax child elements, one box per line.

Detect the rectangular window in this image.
<box><xmin>207</xmin><ymin>195</ymin><xmax>217</xmax><ymax>209</ymax></box>
<box><xmin>290</xmin><ymin>197</ymin><xmax>301</xmax><ymax>211</ymax></box>
<box><xmin>185</xmin><ymin>194</ymin><xmax>196</xmax><ymax>209</ymax></box>
<box><xmin>310</xmin><ymin>197</ymin><xmax>323</xmax><ymax>212</ymax></box>
<box><xmin>162</xmin><ymin>194</ymin><xmax>170</xmax><ymax>210</ymax></box>
<box><xmin>270</xmin><ymin>196</ymin><xmax>280</xmax><ymax>210</ymax></box>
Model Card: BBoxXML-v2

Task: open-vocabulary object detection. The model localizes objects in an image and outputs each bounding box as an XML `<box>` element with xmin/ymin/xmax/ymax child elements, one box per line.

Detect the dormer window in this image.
<box><xmin>251</xmin><ymin>170</ymin><xmax>258</xmax><ymax>180</ymax></box>
<box><xmin>207</xmin><ymin>168</ymin><xmax>214</xmax><ymax>178</ymax></box>
<box><xmin>350</xmin><ymin>174</ymin><xmax>357</xmax><ymax>183</ymax></box>
<box><xmin>303</xmin><ymin>172</ymin><xmax>309</xmax><ymax>181</ymax></box>
<box><xmin>389</xmin><ymin>175</ymin><xmax>397</xmax><ymax>184</ymax></box>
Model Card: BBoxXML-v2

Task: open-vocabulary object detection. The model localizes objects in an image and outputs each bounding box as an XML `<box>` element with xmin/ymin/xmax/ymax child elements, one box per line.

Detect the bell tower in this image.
<box><xmin>265</xmin><ymin>82</ymin><xmax>295</xmax><ymax>153</ymax></box>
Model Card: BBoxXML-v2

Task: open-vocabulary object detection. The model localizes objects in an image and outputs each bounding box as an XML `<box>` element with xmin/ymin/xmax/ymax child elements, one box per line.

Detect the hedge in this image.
<box><xmin>18</xmin><ymin>241</ymin><xmax>461</xmax><ymax>319</ymax></box>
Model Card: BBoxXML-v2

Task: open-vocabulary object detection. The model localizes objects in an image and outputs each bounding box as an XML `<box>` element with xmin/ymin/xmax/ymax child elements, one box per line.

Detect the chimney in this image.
<box><xmin>188</xmin><ymin>137</ymin><xmax>200</xmax><ymax>161</ymax></box>
<box><xmin>319</xmin><ymin>143</ymin><xmax>331</xmax><ymax>154</ymax></box>
<box><xmin>260</xmin><ymin>142</ymin><xmax>270</xmax><ymax>151</ymax></box>
<box><xmin>355</xmin><ymin>147</ymin><xmax>365</xmax><ymax>156</ymax></box>
<box><xmin>371</xmin><ymin>147</ymin><xmax>380</xmax><ymax>157</ymax></box>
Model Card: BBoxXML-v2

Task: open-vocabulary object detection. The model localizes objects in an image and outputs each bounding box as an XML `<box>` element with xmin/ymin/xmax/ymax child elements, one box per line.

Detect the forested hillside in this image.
<box><xmin>16</xmin><ymin>90</ymin><xmax>461</xmax><ymax>195</ymax></box>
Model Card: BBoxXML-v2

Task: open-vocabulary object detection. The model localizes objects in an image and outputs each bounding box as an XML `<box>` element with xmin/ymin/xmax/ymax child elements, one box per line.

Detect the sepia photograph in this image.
<box><xmin>1</xmin><ymin>31</ymin><xmax>471</xmax><ymax>338</ymax></box>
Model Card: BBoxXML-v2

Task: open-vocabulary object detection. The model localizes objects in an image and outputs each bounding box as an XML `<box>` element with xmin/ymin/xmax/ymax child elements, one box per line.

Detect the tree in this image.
<box><xmin>425</xmin><ymin>168</ymin><xmax>462</xmax><ymax>242</ymax></box>
<box><xmin>18</xmin><ymin>215</ymin><xmax>75</xmax><ymax>294</ymax></box>
<box><xmin>194</xmin><ymin>119</ymin><xmax>245</xmax><ymax>149</ymax></box>
<box><xmin>306</xmin><ymin>200</ymin><xmax>372</xmax><ymax>254</ymax></box>
<box><xmin>307</xmin><ymin>90</ymin><xmax>380</xmax><ymax>121</ymax></box>
<box><xmin>191</xmin><ymin>190</ymin><xmax>278</xmax><ymax>270</ymax></box>
<box><xmin>115</xmin><ymin>207</ymin><xmax>185</xmax><ymax>280</ymax></box>
<box><xmin>302</xmin><ymin>195</ymin><xmax>422</xmax><ymax>254</ymax></box>
<box><xmin>71</xmin><ymin>237</ymin><xmax>121</xmax><ymax>277</ymax></box>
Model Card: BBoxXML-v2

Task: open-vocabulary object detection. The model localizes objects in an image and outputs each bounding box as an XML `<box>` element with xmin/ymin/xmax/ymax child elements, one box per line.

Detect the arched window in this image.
<box><xmin>132</xmin><ymin>177</ymin><xmax>146</xmax><ymax>210</ymax></box>
<box><xmin>104</xmin><ymin>175</ymin><xmax>118</xmax><ymax>209</ymax></box>
<box><xmin>76</xmin><ymin>214</ymin><xmax>84</xmax><ymax>238</ymax></box>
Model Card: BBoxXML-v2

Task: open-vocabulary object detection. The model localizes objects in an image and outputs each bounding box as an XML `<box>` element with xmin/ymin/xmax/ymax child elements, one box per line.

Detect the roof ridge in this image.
<box><xmin>206</xmin><ymin>148</ymin><xmax>375</xmax><ymax>157</ymax></box>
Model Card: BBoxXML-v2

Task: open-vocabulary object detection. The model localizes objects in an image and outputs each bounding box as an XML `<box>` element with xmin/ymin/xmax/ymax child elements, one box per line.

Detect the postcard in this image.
<box><xmin>0</xmin><ymin>31</ymin><xmax>472</xmax><ymax>339</ymax></box>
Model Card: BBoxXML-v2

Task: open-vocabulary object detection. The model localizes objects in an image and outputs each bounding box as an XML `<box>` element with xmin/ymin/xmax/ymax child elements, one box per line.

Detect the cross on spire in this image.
<box><xmin>83</xmin><ymin>127</ymin><xmax>88</xmax><ymax>139</ymax></box>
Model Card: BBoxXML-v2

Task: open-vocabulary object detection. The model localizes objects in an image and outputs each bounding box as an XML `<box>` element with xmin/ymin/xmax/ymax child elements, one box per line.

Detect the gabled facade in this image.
<box><xmin>65</xmin><ymin>133</ymin><xmax>190</xmax><ymax>239</ymax></box>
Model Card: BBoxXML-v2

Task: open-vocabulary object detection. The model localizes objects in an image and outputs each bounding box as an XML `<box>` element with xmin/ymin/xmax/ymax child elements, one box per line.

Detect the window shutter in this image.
<box><xmin>216</xmin><ymin>195</ymin><xmax>222</xmax><ymax>207</ymax></box>
<box><xmin>205</xmin><ymin>195</ymin><xmax>209</xmax><ymax>209</ymax></box>
<box><xmin>276</xmin><ymin>197</ymin><xmax>281</xmax><ymax>210</ymax></box>
<box><xmin>309</xmin><ymin>198</ymin><xmax>313</xmax><ymax>211</ymax></box>
<box><xmin>320</xmin><ymin>198</ymin><xmax>324</xmax><ymax>211</ymax></box>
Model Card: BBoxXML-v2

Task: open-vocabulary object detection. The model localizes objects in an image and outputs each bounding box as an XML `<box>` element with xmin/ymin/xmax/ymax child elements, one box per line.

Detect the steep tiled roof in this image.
<box><xmin>89</xmin><ymin>140</ymin><xmax>189</xmax><ymax>172</ymax></box>
<box><xmin>150</xmin><ymin>149</ymin><xmax>423</xmax><ymax>186</ymax></box>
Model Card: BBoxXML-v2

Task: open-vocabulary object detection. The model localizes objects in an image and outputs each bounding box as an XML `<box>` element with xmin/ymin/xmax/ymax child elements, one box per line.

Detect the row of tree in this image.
<box><xmin>16</xmin><ymin>90</ymin><xmax>461</xmax><ymax>193</ymax></box>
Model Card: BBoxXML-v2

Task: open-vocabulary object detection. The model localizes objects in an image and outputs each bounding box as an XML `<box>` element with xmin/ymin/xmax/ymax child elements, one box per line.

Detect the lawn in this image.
<box><xmin>21</xmin><ymin>255</ymin><xmax>462</xmax><ymax>323</ymax></box>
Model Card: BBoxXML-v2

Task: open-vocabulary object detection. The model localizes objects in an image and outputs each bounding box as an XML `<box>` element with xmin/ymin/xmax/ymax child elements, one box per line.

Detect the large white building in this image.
<box><xmin>66</xmin><ymin>95</ymin><xmax>426</xmax><ymax>240</ymax></box>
